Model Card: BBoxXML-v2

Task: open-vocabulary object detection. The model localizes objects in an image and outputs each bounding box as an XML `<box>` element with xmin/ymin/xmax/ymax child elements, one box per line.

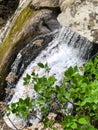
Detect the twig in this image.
<box><xmin>33</xmin><ymin>113</ymin><xmax>41</xmax><ymax>120</ymax></box>
<box><xmin>7</xmin><ymin>116</ymin><xmax>19</xmax><ymax>130</ymax></box>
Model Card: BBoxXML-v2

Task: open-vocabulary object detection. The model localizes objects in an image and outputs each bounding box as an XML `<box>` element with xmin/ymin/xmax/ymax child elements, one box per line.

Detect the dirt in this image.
<box><xmin>0</xmin><ymin>118</ymin><xmax>12</xmax><ymax>130</ymax></box>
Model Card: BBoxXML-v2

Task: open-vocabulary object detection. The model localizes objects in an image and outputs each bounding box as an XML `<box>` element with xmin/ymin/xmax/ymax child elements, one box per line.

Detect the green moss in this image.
<box><xmin>0</xmin><ymin>5</ymin><xmax>35</xmax><ymax>64</ymax></box>
<box><xmin>11</xmin><ymin>6</ymin><xmax>33</xmax><ymax>35</ymax></box>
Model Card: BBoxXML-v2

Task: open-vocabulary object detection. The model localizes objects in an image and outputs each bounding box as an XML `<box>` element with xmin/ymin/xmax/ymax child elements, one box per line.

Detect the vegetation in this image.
<box><xmin>7</xmin><ymin>56</ymin><xmax>98</xmax><ymax>129</ymax></box>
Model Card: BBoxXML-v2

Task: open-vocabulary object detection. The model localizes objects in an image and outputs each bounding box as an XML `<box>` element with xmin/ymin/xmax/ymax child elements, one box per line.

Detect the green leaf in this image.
<box><xmin>19</xmin><ymin>106</ymin><xmax>26</xmax><ymax>112</ymax></box>
<box><xmin>22</xmin><ymin>112</ymin><xmax>28</xmax><ymax>119</ymax></box>
<box><xmin>23</xmin><ymin>74</ymin><xmax>31</xmax><ymax>85</ymax></box>
<box><xmin>12</xmin><ymin>109</ymin><xmax>17</xmax><ymax>114</ymax></box>
<box><xmin>34</xmin><ymin>84</ymin><xmax>41</xmax><ymax>92</ymax></box>
<box><xmin>37</xmin><ymin>97</ymin><xmax>45</xmax><ymax>105</ymax></box>
<box><xmin>37</xmin><ymin>63</ymin><xmax>45</xmax><ymax>68</ymax></box>
<box><xmin>71</xmin><ymin>123</ymin><xmax>77</xmax><ymax>129</ymax></box>
<box><xmin>85</xmin><ymin>126</ymin><xmax>97</xmax><ymax>130</ymax></box>
<box><xmin>11</xmin><ymin>103</ymin><xmax>17</xmax><ymax>109</ymax></box>
<box><xmin>48</xmin><ymin>76</ymin><xmax>57</xmax><ymax>86</ymax></box>
<box><xmin>26</xmin><ymin>74</ymin><xmax>31</xmax><ymax>80</ymax></box>
<box><xmin>78</xmin><ymin>118</ymin><xmax>88</xmax><ymax>125</ymax></box>
<box><xmin>25</xmin><ymin>97</ymin><xmax>30</xmax><ymax>105</ymax></box>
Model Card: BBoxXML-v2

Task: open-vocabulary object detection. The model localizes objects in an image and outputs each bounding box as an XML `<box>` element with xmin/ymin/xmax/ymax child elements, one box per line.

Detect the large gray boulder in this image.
<box><xmin>58</xmin><ymin>0</ymin><xmax>98</xmax><ymax>43</ymax></box>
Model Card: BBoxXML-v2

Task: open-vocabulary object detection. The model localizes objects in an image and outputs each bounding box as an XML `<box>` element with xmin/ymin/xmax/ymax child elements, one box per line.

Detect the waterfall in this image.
<box><xmin>4</xmin><ymin>26</ymin><xmax>93</xmax><ymax>129</ymax></box>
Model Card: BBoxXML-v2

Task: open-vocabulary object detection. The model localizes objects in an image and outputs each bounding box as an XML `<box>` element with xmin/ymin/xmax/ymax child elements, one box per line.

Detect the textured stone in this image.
<box><xmin>59</xmin><ymin>0</ymin><xmax>74</xmax><ymax>11</ymax></box>
<box><xmin>58</xmin><ymin>0</ymin><xmax>98</xmax><ymax>43</ymax></box>
<box><xmin>31</xmin><ymin>0</ymin><xmax>59</xmax><ymax>9</ymax></box>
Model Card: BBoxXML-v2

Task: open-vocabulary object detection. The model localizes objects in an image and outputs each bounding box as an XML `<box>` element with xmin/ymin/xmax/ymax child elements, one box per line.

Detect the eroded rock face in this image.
<box><xmin>4</xmin><ymin>7</ymin><xmax>59</xmax><ymax>101</ymax></box>
<box><xmin>58</xmin><ymin>0</ymin><xmax>98</xmax><ymax>43</ymax></box>
<box><xmin>0</xmin><ymin>0</ymin><xmax>60</xmax><ymax>99</ymax></box>
<box><xmin>31</xmin><ymin>0</ymin><xmax>59</xmax><ymax>9</ymax></box>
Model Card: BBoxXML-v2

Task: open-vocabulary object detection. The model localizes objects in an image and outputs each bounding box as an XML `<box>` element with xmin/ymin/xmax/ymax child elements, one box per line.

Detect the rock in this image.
<box><xmin>24</xmin><ymin>123</ymin><xmax>63</xmax><ymax>130</ymax></box>
<box><xmin>0</xmin><ymin>118</ymin><xmax>12</xmax><ymax>130</ymax></box>
<box><xmin>58</xmin><ymin>0</ymin><xmax>98</xmax><ymax>43</ymax></box>
<box><xmin>23</xmin><ymin>113</ymin><xmax>63</xmax><ymax>130</ymax></box>
<box><xmin>59</xmin><ymin>0</ymin><xmax>75</xmax><ymax>11</ymax></box>
<box><xmin>0</xmin><ymin>18</ymin><xmax>4</xmax><ymax>25</ymax></box>
<box><xmin>0</xmin><ymin>101</ymin><xmax>6</xmax><ymax>113</ymax></box>
<box><xmin>0</xmin><ymin>0</ymin><xmax>60</xmax><ymax>99</ymax></box>
<box><xmin>0</xmin><ymin>3</ymin><xmax>35</xmax><ymax>98</ymax></box>
<box><xmin>33</xmin><ymin>39</ymin><xmax>44</xmax><ymax>46</ymax></box>
<box><xmin>5</xmin><ymin>72</ymin><xmax>17</xmax><ymax>83</ymax></box>
<box><xmin>0</xmin><ymin>0</ymin><xmax>19</xmax><ymax>28</ymax></box>
<box><xmin>0</xmin><ymin>0</ymin><xmax>31</xmax><ymax>45</ymax></box>
<box><xmin>31</xmin><ymin>0</ymin><xmax>59</xmax><ymax>9</ymax></box>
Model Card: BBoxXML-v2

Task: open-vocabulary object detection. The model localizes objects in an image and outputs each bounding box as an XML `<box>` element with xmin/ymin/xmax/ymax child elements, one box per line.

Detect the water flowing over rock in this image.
<box><xmin>5</xmin><ymin>25</ymin><xmax>98</xmax><ymax>104</ymax></box>
<box><xmin>4</xmin><ymin>26</ymin><xmax>97</xmax><ymax>129</ymax></box>
<box><xmin>0</xmin><ymin>0</ymin><xmax>98</xmax><ymax>129</ymax></box>
<box><xmin>58</xmin><ymin>0</ymin><xmax>98</xmax><ymax>43</ymax></box>
<box><xmin>0</xmin><ymin>0</ymin><xmax>60</xmax><ymax>99</ymax></box>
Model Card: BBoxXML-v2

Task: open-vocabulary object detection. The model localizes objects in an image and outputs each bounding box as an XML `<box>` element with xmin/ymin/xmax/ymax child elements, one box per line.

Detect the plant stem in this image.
<box><xmin>63</xmin><ymin>96</ymin><xmax>75</xmax><ymax>106</ymax></box>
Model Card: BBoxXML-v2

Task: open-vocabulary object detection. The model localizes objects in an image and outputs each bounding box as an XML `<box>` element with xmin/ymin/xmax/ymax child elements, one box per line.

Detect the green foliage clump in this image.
<box><xmin>7</xmin><ymin>56</ymin><xmax>98</xmax><ymax>129</ymax></box>
<box><xmin>7</xmin><ymin>97</ymin><xmax>34</xmax><ymax>119</ymax></box>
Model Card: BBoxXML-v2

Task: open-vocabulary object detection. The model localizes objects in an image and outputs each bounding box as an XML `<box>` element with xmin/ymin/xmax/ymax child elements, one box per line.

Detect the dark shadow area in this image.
<box><xmin>90</xmin><ymin>43</ymin><xmax>98</xmax><ymax>58</ymax></box>
<box><xmin>0</xmin><ymin>0</ymin><xmax>19</xmax><ymax>28</ymax></box>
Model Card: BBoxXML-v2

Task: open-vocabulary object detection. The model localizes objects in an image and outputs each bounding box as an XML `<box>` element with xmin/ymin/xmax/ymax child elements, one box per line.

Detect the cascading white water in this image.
<box><xmin>4</xmin><ymin>26</ymin><xmax>92</xmax><ymax>129</ymax></box>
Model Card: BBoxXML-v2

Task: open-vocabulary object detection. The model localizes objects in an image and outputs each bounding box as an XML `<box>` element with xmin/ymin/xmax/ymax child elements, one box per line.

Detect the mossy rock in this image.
<box><xmin>0</xmin><ymin>4</ymin><xmax>36</xmax><ymax>98</ymax></box>
<box><xmin>0</xmin><ymin>2</ymin><xmax>59</xmax><ymax>99</ymax></box>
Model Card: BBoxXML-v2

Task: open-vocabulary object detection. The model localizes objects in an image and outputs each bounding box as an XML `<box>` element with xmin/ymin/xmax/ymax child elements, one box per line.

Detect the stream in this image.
<box><xmin>3</xmin><ymin>26</ymin><xmax>95</xmax><ymax>129</ymax></box>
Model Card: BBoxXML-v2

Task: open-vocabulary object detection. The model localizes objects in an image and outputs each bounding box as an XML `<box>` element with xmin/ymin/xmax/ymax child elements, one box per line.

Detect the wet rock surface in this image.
<box><xmin>0</xmin><ymin>1</ymin><xmax>60</xmax><ymax>128</ymax></box>
<box><xmin>0</xmin><ymin>0</ymin><xmax>60</xmax><ymax>100</ymax></box>
<box><xmin>58</xmin><ymin>0</ymin><xmax>98</xmax><ymax>43</ymax></box>
<box><xmin>5</xmin><ymin>30</ymin><xmax>58</xmax><ymax>102</ymax></box>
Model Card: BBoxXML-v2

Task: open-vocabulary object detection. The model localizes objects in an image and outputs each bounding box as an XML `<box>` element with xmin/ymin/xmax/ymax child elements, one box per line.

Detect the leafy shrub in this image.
<box><xmin>7</xmin><ymin>97</ymin><xmax>34</xmax><ymax>119</ymax></box>
<box><xmin>7</xmin><ymin>56</ymin><xmax>98</xmax><ymax>129</ymax></box>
